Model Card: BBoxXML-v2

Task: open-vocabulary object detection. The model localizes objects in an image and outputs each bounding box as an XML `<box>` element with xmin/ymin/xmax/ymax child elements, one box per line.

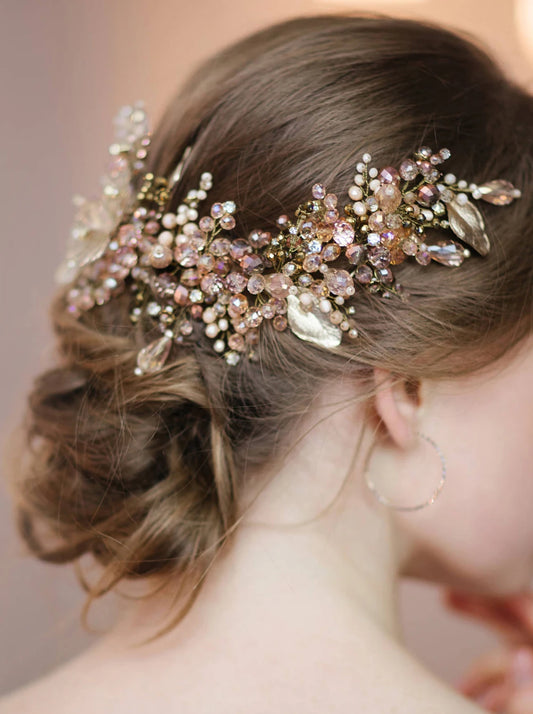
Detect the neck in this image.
<box><xmin>100</xmin><ymin>386</ymin><xmax>416</xmax><ymax>654</ymax></box>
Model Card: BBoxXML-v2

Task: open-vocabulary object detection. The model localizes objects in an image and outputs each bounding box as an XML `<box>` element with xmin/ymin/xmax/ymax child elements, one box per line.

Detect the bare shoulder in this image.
<box><xmin>0</xmin><ymin>634</ymin><xmax>489</xmax><ymax>714</ymax></box>
<box><xmin>0</xmin><ymin>649</ymin><xmax>103</xmax><ymax>714</ymax></box>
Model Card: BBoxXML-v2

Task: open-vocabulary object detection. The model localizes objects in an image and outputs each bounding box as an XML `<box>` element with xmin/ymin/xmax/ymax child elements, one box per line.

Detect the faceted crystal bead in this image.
<box><xmin>210</xmin><ymin>237</ymin><xmax>232</xmax><ymax>255</ymax></box>
<box><xmin>375</xmin><ymin>184</ymin><xmax>402</xmax><ymax>213</ymax></box>
<box><xmin>230</xmin><ymin>239</ymin><xmax>252</xmax><ymax>260</ymax></box>
<box><xmin>426</xmin><ymin>240</ymin><xmax>466</xmax><ymax>267</ymax></box>
<box><xmin>241</xmin><ymin>253</ymin><xmax>264</xmax><ymax>274</ymax></box>
<box><xmin>244</xmin><ymin>307</ymin><xmax>263</xmax><ymax>328</ymax></box>
<box><xmin>180</xmin><ymin>269</ymin><xmax>200</xmax><ymax>286</ymax></box>
<box><xmin>174</xmin><ymin>243</ymin><xmax>198</xmax><ymax>267</ymax></box>
<box><xmin>389</xmin><ymin>245</ymin><xmax>407</xmax><ymax>265</ymax></box>
<box><xmin>355</xmin><ymin>264</ymin><xmax>373</xmax><ymax>284</ymax></box>
<box><xmin>151</xmin><ymin>272</ymin><xmax>179</xmax><ymax>297</ymax></box>
<box><xmin>415</xmin><ymin>250</ymin><xmax>431</xmax><ymax>265</ymax></box>
<box><xmin>303</xmin><ymin>254</ymin><xmax>321</xmax><ymax>273</ymax></box>
<box><xmin>377</xmin><ymin>267</ymin><xmax>393</xmax><ymax>283</ymax></box>
<box><xmin>401</xmin><ymin>238</ymin><xmax>419</xmax><ymax>256</ymax></box>
<box><xmin>265</xmin><ymin>273</ymin><xmax>293</xmax><ymax>298</ymax></box>
<box><xmin>346</xmin><ymin>243</ymin><xmax>365</xmax><ymax>264</ymax></box>
<box><xmin>325</xmin><ymin>269</ymin><xmax>355</xmax><ymax>297</ymax></box>
<box><xmin>228</xmin><ymin>333</ymin><xmax>245</xmax><ymax>351</ymax></box>
<box><xmin>136</xmin><ymin>335</ymin><xmax>172</xmax><ymax>374</ymax></box>
<box><xmin>416</xmin><ymin>184</ymin><xmax>440</xmax><ymax>207</ymax></box>
<box><xmin>226</xmin><ymin>272</ymin><xmax>248</xmax><ymax>293</ymax></box>
<box><xmin>367</xmin><ymin>246</ymin><xmax>391</xmax><ymax>268</ymax></box>
<box><xmin>377</xmin><ymin>167</ymin><xmax>400</xmax><ymax>185</ymax></box>
<box><xmin>212</xmin><ymin>256</ymin><xmax>232</xmax><ymax>275</ymax></box>
<box><xmin>368</xmin><ymin>211</ymin><xmax>386</xmax><ymax>232</ymax></box>
<box><xmin>332</xmin><ymin>218</ymin><xmax>355</xmax><ymax>246</ymax></box>
<box><xmin>399</xmin><ymin>159</ymin><xmax>418</xmax><ymax>181</ymax></box>
<box><xmin>248</xmin><ymin>229</ymin><xmax>271</xmax><ymax>249</ymax></box>
<box><xmin>173</xmin><ymin>285</ymin><xmax>189</xmax><ymax>305</ymax></box>
<box><xmin>200</xmin><ymin>273</ymin><xmax>225</xmax><ymax>295</ymax></box>
<box><xmin>272</xmin><ymin>315</ymin><xmax>288</xmax><ymax>331</ymax></box>
<box><xmin>227</xmin><ymin>293</ymin><xmax>249</xmax><ymax>317</ymax></box>
<box><xmin>321</xmin><ymin>243</ymin><xmax>342</xmax><ymax>261</ymax></box>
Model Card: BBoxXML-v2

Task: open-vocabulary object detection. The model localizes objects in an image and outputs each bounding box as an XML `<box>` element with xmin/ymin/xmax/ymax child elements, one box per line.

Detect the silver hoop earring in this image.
<box><xmin>363</xmin><ymin>430</ymin><xmax>447</xmax><ymax>512</ymax></box>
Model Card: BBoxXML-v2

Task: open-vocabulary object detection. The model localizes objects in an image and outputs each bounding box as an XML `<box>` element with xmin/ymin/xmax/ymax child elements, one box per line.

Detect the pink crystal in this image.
<box><xmin>367</xmin><ymin>246</ymin><xmax>391</xmax><ymax>269</ymax></box>
<box><xmin>226</xmin><ymin>272</ymin><xmax>248</xmax><ymax>293</ymax></box>
<box><xmin>247</xmin><ymin>273</ymin><xmax>266</xmax><ymax>294</ymax></box>
<box><xmin>377</xmin><ymin>167</ymin><xmax>400</xmax><ymax>185</ymax></box>
<box><xmin>228</xmin><ymin>333</ymin><xmax>245</xmax><ymax>350</ymax></box>
<box><xmin>401</xmin><ymin>238</ymin><xmax>418</xmax><ymax>256</ymax></box>
<box><xmin>241</xmin><ymin>254</ymin><xmax>264</xmax><ymax>274</ymax></box>
<box><xmin>417</xmin><ymin>184</ymin><xmax>440</xmax><ymax>207</ymax></box>
<box><xmin>265</xmin><ymin>273</ymin><xmax>293</xmax><ymax>298</ymax></box>
<box><xmin>174</xmin><ymin>244</ymin><xmax>199</xmax><ymax>267</ymax></box>
<box><xmin>375</xmin><ymin>184</ymin><xmax>402</xmax><ymax>213</ymax></box>
<box><xmin>200</xmin><ymin>273</ymin><xmax>225</xmax><ymax>295</ymax></box>
<box><xmin>312</xmin><ymin>183</ymin><xmax>326</xmax><ymax>199</ymax></box>
<box><xmin>426</xmin><ymin>241</ymin><xmax>465</xmax><ymax>267</ymax></box>
<box><xmin>324</xmin><ymin>193</ymin><xmax>338</xmax><ymax>209</ymax></box>
<box><xmin>261</xmin><ymin>302</ymin><xmax>276</xmax><ymax>319</ymax></box>
<box><xmin>346</xmin><ymin>244</ymin><xmax>365</xmax><ymax>264</ymax></box>
<box><xmin>210</xmin><ymin>237</ymin><xmax>232</xmax><ymax>255</ymax></box>
<box><xmin>303</xmin><ymin>254</ymin><xmax>321</xmax><ymax>273</ymax></box>
<box><xmin>368</xmin><ymin>211</ymin><xmax>385</xmax><ymax>232</ymax></box>
<box><xmin>332</xmin><ymin>219</ymin><xmax>355</xmax><ymax>246</ymax></box>
<box><xmin>180</xmin><ymin>269</ymin><xmax>200</xmax><ymax>286</ymax></box>
<box><xmin>227</xmin><ymin>293</ymin><xmax>248</xmax><ymax>316</ymax></box>
<box><xmin>174</xmin><ymin>285</ymin><xmax>189</xmax><ymax>305</ymax></box>
<box><xmin>355</xmin><ymin>265</ymin><xmax>373</xmax><ymax>284</ymax></box>
<box><xmin>144</xmin><ymin>220</ymin><xmax>160</xmax><ymax>235</ymax></box>
<box><xmin>220</xmin><ymin>214</ymin><xmax>236</xmax><ymax>230</ymax></box>
<box><xmin>325</xmin><ymin>269</ymin><xmax>354</xmax><ymax>297</ymax></box>
<box><xmin>248</xmin><ymin>229</ymin><xmax>271</xmax><ymax>249</ymax></box>
<box><xmin>212</xmin><ymin>256</ymin><xmax>232</xmax><ymax>275</ymax></box>
<box><xmin>230</xmin><ymin>239</ymin><xmax>252</xmax><ymax>260</ymax></box>
<box><xmin>321</xmin><ymin>243</ymin><xmax>341</xmax><ymax>261</ymax></box>
<box><xmin>272</xmin><ymin>315</ymin><xmax>288</xmax><ymax>331</ymax></box>
<box><xmin>244</xmin><ymin>307</ymin><xmax>263</xmax><ymax>328</ymax></box>
<box><xmin>377</xmin><ymin>267</ymin><xmax>393</xmax><ymax>283</ymax></box>
<box><xmin>399</xmin><ymin>159</ymin><xmax>418</xmax><ymax>181</ymax></box>
<box><xmin>415</xmin><ymin>250</ymin><xmax>431</xmax><ymax>265</ymax></box>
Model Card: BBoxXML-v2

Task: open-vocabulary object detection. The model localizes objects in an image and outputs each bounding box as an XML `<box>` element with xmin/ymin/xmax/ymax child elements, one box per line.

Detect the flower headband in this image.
<box><xmin>55</xmin><ymin>101</ymin><xmax>521</xmax><ymax>374</ymax></box>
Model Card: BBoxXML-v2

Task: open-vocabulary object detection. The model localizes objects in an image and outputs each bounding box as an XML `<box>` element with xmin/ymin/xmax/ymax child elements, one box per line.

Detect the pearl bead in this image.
<box><xmin>162</xmin><ymin>213</ymin><xmax>177</xmax><ymax>229</ymax></box>
<box><xmin>158</xmin><ymin>231</ymin><xmax>174</xmax><ymax>246</ymax></box>
<box><xmin>205</xmin><ymin>323</ymin><xmax>219</xmax><ymax>338</ymax></box>
<box><xmin>348</xmin><ymin>185</ymin><xmax>363</xmax><ymax>201</ymax></box>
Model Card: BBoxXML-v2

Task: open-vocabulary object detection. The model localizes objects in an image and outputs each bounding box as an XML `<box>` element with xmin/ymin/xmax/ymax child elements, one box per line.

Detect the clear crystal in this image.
<box><xmin>136</xmin><ymin>334</ymin><xmax>172</xmax><ymax>373</ymax></box>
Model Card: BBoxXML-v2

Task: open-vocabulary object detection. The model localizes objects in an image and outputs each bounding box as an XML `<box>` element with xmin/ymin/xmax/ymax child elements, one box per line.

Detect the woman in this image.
<box><xmin>3</xmin><ymin>11</ymin><xmax>533</xmax><ymax>714</ymax></box>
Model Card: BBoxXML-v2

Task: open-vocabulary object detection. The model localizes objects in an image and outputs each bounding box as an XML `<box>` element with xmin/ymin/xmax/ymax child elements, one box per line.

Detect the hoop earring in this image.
<box><xmin>363</xmin><ymin>430</ymin><xmax>447</xmax><ymax>512</ymax></box>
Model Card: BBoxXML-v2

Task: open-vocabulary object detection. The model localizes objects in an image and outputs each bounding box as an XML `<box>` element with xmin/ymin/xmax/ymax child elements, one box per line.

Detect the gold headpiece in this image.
<box><xmin>55</xmin><ymin>102</ymin><xmax>522</xmax><ymax>373</ymax></box>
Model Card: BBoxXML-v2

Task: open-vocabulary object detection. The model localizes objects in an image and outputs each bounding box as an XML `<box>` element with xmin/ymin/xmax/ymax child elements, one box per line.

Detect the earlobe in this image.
<box><xmin>371</xmin><ymin>368</ymin><xmax>421</xmax><ymax>450</ymax></box>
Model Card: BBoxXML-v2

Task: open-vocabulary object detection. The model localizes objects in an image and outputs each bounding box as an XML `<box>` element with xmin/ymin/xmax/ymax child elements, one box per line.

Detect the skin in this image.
<box><xmin>3</xmin><ymin>332</ymin><xmax>533</xmax><ymax>713</ymax></box>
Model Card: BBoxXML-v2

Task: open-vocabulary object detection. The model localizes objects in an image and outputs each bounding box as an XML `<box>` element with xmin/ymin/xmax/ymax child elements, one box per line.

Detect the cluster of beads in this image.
<box><xmin>56</xmin><ymin>104</ymin><xmax>522</xmax><ymax>374</ymax></box>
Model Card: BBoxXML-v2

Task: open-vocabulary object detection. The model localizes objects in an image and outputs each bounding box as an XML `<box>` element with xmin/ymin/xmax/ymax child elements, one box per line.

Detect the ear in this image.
<box><xmin>370</xmin><ymin>368</ymin><xmax>422</xmax><ymax>450</ymax></box>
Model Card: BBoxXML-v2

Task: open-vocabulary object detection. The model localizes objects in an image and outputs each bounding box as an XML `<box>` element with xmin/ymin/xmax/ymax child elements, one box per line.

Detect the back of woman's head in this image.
<box><xmin>7</xmin><ymin>12</ymin><xmax>533</xmax><ymax>642</ymax></box>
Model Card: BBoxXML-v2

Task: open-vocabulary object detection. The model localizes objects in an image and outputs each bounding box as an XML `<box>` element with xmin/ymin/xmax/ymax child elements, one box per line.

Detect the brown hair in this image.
<box><xmin>6</xmin><ymin>12</ymin><xmax>533</xmax><ymax>644</ymax></box>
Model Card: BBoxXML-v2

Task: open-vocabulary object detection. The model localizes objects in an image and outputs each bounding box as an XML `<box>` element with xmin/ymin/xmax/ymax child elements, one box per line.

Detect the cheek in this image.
<box><xmin>403</xmin><ymin>373</ymin><xmax>533</xmax><ymax>592</ymax></box>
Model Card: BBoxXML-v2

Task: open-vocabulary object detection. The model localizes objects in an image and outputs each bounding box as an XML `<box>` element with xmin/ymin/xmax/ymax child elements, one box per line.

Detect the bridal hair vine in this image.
<box><xmin>55</xmin><ymin>101</ymin><xmax>522</xmax><ymax>374</ymax></box>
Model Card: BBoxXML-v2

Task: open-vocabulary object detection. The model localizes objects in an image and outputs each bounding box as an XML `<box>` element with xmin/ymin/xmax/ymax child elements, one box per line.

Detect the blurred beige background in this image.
<box><xmin>2</xmin><ymin>0</ymin><xmax>533</xmax><ymax>697</ymax></box>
